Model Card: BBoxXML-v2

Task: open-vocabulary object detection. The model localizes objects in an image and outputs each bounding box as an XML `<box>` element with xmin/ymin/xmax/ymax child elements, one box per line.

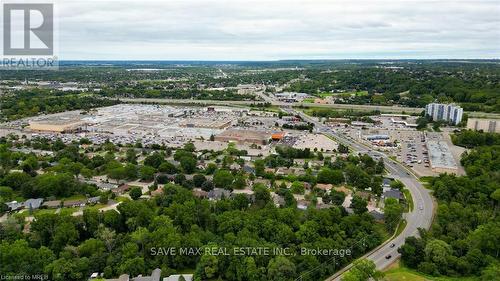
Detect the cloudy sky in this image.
<box><xmin>54</xmin><ymin>0</ymin><xmax>499</xmax><ymax>60</ymax></box>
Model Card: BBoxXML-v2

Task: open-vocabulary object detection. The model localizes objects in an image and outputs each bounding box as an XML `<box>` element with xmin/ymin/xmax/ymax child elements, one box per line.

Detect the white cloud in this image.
<box><xmin>55</xmin><ymin>0</ymin><xmax>500</xmax><ymax>59</ymax></box>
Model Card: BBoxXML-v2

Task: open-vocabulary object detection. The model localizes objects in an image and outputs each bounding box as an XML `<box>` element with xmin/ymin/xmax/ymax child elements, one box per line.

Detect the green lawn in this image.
<box><xmin>385</xmin><ymin>263</ymin><xmax>480</xmax><ymax>281</ymax></box>
<box><xmin>318</xmin><ymin>92</ymin><xmax>333</xmax><ymax>98</ymax></box>
<box><xmin>403</xmin><ymin>189</ymin><xmax>414</xmax><ymax>212</ymax></box>
<box><xmin>315</xmin><ymin>91</ymin><xmax>368</xmax><ymax>99</ymax></box>
<box><xmin>394</xmin><ymin>219</ymin><xmax>407</xmax><ymax>237</ymax></box>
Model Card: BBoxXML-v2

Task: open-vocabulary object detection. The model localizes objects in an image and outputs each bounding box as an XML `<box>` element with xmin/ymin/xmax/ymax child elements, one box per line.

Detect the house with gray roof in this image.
<box><xmin>382</xmin><ymin>189</ymin><xmax>403</xmax><ymax>201</ymax></box>
<box><xmin>134</xmin><ymin>268</ymin><xmax>161</xmax><ymax>281</ymax></box>
<box><xmin>163</xmin><ymin>274</ymin><xmax>193</xmax><ymax>281</ymax></box>
<box><xmin>23</xmin><ymin>198</ymin><xmax>44</xmax><ymax>210</ymax></box>
<box><xmin>208</xmin><ymin>188</ymin><xmax>231</xmax><ymax>201</ymax></box>
<box><xmin>6</xmin><ymin>201</ymin><xmax>22</xmax><ymax>211</ymax></box>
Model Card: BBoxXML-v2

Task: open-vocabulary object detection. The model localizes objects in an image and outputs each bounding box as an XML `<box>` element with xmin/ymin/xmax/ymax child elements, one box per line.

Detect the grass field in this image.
<box><xmin>403</xmin><ymin>189</ymin><xmax>414</xmax><ymax>212</ymax></box>
<box><xmin>316</xmin><ymin>91</ymin><xmax>369</xmax><ymax>98</ymax></box>
<box><xmin>394</xmin><ymin>219</ymin><xmax>407</xmax><ymax>236</ymax></box>
<box><xmin>384</xmin><ymin>262</ymin><xmax>480</xmax><ymax>281</ymax></box>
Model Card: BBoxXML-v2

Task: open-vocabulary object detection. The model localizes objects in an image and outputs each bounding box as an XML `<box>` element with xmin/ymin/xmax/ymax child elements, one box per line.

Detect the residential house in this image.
<box><xmin>252</xmin><ymin>178</ymin><xmax>271</xmax><ymax>188</ymax></box>
<box><xmin>264</xmin><ymin>167</ymin><xmax>275</xmax><ymax>174</ymax></box>
<box><xmin>63</xmin><ymin>199</ymin><xmax>86</xmax><ymax>208</ymax></box>
<box><xmin>369</xmin><ymin>210</ymin><xmax>385</xmax><ymax>222</ymax></box>
<box><xmin>151</xmin><ymin>187</ymin><xmax>164</xmax><ymax>197</ymax></box>
<box><xmin>231</xmin><ymin>189</ymin><xmax>255</xmax><ymax>201</ymax></box>
<box><xmin>382</xmin><ymin>178</ymin><xmax>392</xmax><ymax>188</ymax></box>
<box><xmin>6</xmin><ymin>201</ymin><xmax>22</xmax><ymax>211</ymax></box>
<box><xmin>297</xmin><ymin>199</ymin><xmax>310</xmax><ymax>210</ymax></box>
<box><xmin>24</xmin><ymin>198</ymin><xmax>44</xmax><ymax>210</ymax></box>
<box><xmin>242</xmin><ymin>165</ymin><xmax>255</xmax><ymax>174</ymax></box>
<box><xmin>87</xmin><ymin>196</ymin><xmax>101</xmax><ymax>205</ymax></box>
<box><xmin>382</xmin><ymin>189</ymin><xmax>403</xmax><ymax>201</ymax></box>
<box><xmin>274</xmin><ymin>180</ymin><xmax>291</xmax><ymax>189</ymax></box>
<box><xmin>85</xmin><ymin>180</ymin><xmax>119</xmax><ymax>191</ymax></box>
<box><xmin>316</xmin><ymin>203</ymin><xmax>333</xmax><ymax>209</ymax></box>
<box><xmin>42</xmin><ymin>200</ymin><xmax>61</xmax><ymax>209</ymax></box>
<box><xmin>163</xmin><ymin>274</ymin><xmax>194</xmax><ymax>281</ymax></box>
<box><xmin>112</xmin><ymin>184</ymin><xmax>132</xmax><ymax>195</ymax></box>
<box><xmin>126</xmin><ymin>181</ymin><xmax>154</xmax><ymax>194</ymax></box>
<box><xmin>271</xmin><ymin>192</ymin><xmax>285</xmax><ymax>207</ymax></box>
<box><xmin>134</xmin><ymin>268</ymin><xmax>161</xmax><ymax>281</ymax></box>
<box><xmin>315</xmin><ymin>184</ymin><xmax>333</xmax><ymax>192</ymax></box>
<box><xmin>382</xmin><ymin>178</ymin><xmax>393</xmax><ymax>193</ymax></box>
<box><xmin>208</xmin><ymin>188</ymin><xmax>231</xmax><ymax>201</ymax></box>
<box><xmin>334</xmin><ymin>186</ymin><xmax>351</xmax><ymax>195</ymax></box>
<box><xmin>192</xmin><ymin>188</ymin><xmax>208</xmax><ymax>199</ymax></box>
<box><xmin>229</xmin><ymin>163</ymin><xmax>241</xmax><ymax>171</ymax></box>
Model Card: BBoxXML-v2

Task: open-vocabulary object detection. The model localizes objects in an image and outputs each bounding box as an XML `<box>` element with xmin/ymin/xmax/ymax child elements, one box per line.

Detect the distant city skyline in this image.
<box><xmin>54</xmin><ymin>0</ymin><xmax>500</xmax><ymax>60</ymax></box>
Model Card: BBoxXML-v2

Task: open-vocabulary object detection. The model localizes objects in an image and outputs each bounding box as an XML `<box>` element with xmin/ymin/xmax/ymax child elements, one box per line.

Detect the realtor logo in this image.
<box><xmin>3</xmin><ymin>3</ymin><xmax>54</xmax><ymax>56</ymax></box>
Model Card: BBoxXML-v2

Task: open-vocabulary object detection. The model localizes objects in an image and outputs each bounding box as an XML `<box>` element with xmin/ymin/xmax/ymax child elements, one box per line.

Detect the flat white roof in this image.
<box><xmin>427</xmin><ymin>141</ymin><xmax>457</xmax><ymax>169</ymax></box>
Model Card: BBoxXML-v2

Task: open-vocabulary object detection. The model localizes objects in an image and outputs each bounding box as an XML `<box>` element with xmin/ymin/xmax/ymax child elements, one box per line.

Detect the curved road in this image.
<box><xmin>286</xmin><ymin>108</ymin><xmax>434</xmax><ymax>280</ymax></box>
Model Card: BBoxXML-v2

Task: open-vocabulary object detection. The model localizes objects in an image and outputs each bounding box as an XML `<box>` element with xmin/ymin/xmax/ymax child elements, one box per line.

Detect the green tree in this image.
<box><xmin>139</xmin><ymin>165</ymin><xmax>155</xmax><ymax>181</ymax></box>
<box><xmin>196</xmin><ymin>254</ymin><xmax>219</xmax><ymax>279</ymax></box>
<box><xmin>180</xmin><ymin>156</ymin><xmax>197</xmax><ymax>173</ymax></box>
<box><xmin>144</xmin><ymin>152</ymin><xmax>163</xmax><ymax>168</ymax></box>
<box><xmin>342</xmin><ymin>259</ymin><xmax>382</xmax><ymax>281</ymax></box>
<box><xmin>267</xmin><ymin>256</ymin><xmax>296</xmax><ymax>281</ymax></box>
<box><xmin>424</xmin><ymin>239</ymin><xmax>452</xmax><ymax>272</ymax></box>
<box><xmin>317</xmin><ymin>168</ymin><xmax>344</xmax><ymax>184</ymax></box>
<box><xmin>290</xmin><ymin>181</ymin><xmax>305</xmax><ymax>194</ymax></box>
<box><xmin>119</xmin><ymin>257</ymin><xmax>145</xmax><ymax>277</ymax></box>
<box><xmin>351</xmin><ymin>195</ymin><xmax>368</xmax><ymax>214</ymax></box>
<box><xmin>158</xmin><ymin>161</ymin><xmax>177</xmax><ymax>174</ymax></box>
<box><xmin>384</xmin><ymin>198</ymin><xmax>403</xmax><ymax>232</ymax></box>
<box><xmin>213</xmin><ymin>169</ymin><xmax>234</xmax><ymax>189</ymax></box>
<box><xmin>129</xmin><ymin>187</ymin><xmax>142</xmax><ymax>200</ymax></box>
<box><xmin>193</xmin><ymin>174</ymin><xmax>206</xmax><ymax>187</ymax></box>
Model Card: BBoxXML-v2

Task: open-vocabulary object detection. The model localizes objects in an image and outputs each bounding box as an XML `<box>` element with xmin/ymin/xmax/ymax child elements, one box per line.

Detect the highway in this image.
<box><xmin>115</xmin><ymin>97</ymin><xmax>500</xmax><ymax>118</ymax></box>
<box><xmin>285</xmin><ymin>108</ymin><xmax>434</xmax><ymax>280</ymax></box>
<box><xmin>116</xmin><ymin>97</ymin><xmax>424</xmax><ymax>114</ymax></box>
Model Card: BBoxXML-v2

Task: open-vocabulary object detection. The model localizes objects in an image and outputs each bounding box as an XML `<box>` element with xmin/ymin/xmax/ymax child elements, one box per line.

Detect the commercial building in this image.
<box><xmin>215</xmin><ymin>129</ymin><xmax>270</xmax><ymax>145</ymax></box>
<box><xmin>425</xmin><ymin>103</ymin><xmax>463</xmax><ymax>125</ymax></box>
<box><xmin>29</xmin><ymin>118</ymin><xmax>87</xmax><ymax>133</ymax></box>
<box><xmin>426</xmin><ymin>141</ymin><xmax>458</xmax><ymax>174</ymax></box>
<box><xmin>274</xmin><ymin>92</ymin><xmax>310</xmax><ymax>102</ymax></box>
<box><xmin>178</xmin><ymin>118</ymin><xmax>233</xmax><ymax>129</ymax></box>
<box><xmin>466</xmin><ymin>118</ymin><xmax>500</xmax><ymax>133</ymax></box>
<box><xmin>390</xmin><ymin>118</ymin><xmax>418</xmax><ymax>128</ymax></box>
<box><xmin>365</xmin><ymin>134</ymin><xmax>390</xmax><ymax>141</ymax></box>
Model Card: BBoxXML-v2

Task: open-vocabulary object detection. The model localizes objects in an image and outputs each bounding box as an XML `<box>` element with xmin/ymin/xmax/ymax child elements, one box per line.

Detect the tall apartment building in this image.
<box><xmin>467</xmin><ymin>118</ymin><xmax>500</xmax><ymax>133</ymax></box>
<box><xmin>425</xmin><ymin>103</ymin><xmax>463</xmax><ymax>125</ymax></box>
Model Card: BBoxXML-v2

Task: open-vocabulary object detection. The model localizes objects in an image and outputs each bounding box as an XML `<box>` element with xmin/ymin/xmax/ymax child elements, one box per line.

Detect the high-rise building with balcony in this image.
<box><xmin>425</xmin><ymin>103</ymin><xmax>463</xmax><ymax>125</ymax></box>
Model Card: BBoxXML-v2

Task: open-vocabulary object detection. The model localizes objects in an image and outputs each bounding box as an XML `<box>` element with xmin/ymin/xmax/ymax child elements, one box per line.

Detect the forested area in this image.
<box><xmin>451</xmin><ymin>130</ymin><xmax>500</xmax><ymax>148</ymax></box>
<box><xmin>0</xmin><ymin>185</ymin><xmax>385</xmax><ymax>281</ymax></box>
<box><xmin>0</xmin><ymin>90</ymin><xmax>119</xmax><ymax>121</ymax></box>
<box><xmin>0</xmin><ymin>134</ymin><xmax>394</xmax><ymax>281</ymax></box>
<box><xmin>399</xmin><ymin>141</ymin><xmax>500</xmax><ymax>279</ymax></box>
<box><xmin>97</xmin><ymin>87</ymin><xmax>256</xmax><ymax>101</ymax></box>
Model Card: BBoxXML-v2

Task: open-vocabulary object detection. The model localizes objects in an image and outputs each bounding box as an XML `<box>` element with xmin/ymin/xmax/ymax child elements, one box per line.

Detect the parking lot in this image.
<box><xmin>397</xmin><ymin>132</ymin><xmax>434</xmax><ymax>176</ymax></box>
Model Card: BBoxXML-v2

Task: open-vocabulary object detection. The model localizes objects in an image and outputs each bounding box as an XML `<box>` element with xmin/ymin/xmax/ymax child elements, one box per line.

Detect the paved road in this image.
<box><xmin>113</xmin><ymin>97</ymin><xmax>500</xmax><ymax>118</ymax></box>
<box><xmin>116</xmin><ymin>97</ymin><xmax>423</xmax><ymax>114</ymax></box>
<box><xmin>286</xmin><ymin>108</ymin><xmax>434</xmax><ymax>280</ymax></box>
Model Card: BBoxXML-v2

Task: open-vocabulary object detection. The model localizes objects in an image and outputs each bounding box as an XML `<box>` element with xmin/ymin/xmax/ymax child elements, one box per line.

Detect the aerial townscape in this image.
<box><xmin>0</xmin><ymin>1</ymin><xmax>499</xmax><ymax>281</ymax></box>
